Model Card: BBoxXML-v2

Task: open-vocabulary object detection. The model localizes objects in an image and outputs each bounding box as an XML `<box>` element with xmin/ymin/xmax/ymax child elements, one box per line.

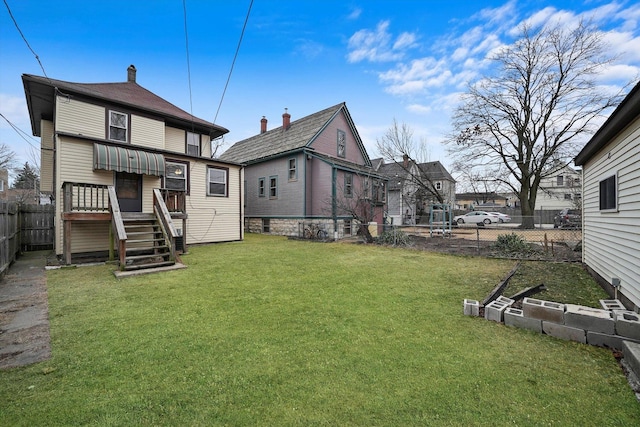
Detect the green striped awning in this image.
<box><xmin>93</xmin><ymin>144</ymin><xmax>165</xmax><ymax>176</ymax></box>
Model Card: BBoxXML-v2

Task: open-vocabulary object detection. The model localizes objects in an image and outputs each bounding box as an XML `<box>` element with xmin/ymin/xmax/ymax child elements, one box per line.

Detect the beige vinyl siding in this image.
<box><xmin>582</xmin><ymin>117</ymin><xmax>640</xmax><ymax>308</ymax></box>
<box><xmin>131</xmin><ymin>115</ymin><xmax>164</xmax><ymax>149</ymax></box>
<box><xmin>165</xmin><ymin>127</ymin><xmax>185</xmax><ymax>153</ymax></box>
<box><xmin>201</xmin><ymin>134</ymin><xmax>211</xmax><ymax>158</ymax></box>
<box><xmin>184</xmin><ymin>162</ymin><xmax>243</xmax><ymax>243</ymax></box>
<box><xmin>40</xmin><ymin>119</ymin><xmax>54</xmax><ymax>192</ymax></box>
<box><xmin>56</xmin><ymin>97</ymin><xmax>105</xmax><ymax>138</ymax></box>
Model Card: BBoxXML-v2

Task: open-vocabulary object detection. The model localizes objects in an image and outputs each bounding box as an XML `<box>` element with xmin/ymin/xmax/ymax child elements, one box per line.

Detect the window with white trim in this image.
<box><xmin>435</xmin><ymin>181</ymin><xmax>442</xmax><ymax>191</ymax></box>
<box><xmin>187</xmin><ymin>132</ymin><xmax>200</xmax><ymax>157</ymax></box>
<box><xmin>269</xmin><ymin>176</ymin><xmax>278</xmax><ymax>198</ymax></box>
<box><xmin>345</xmin><ymin>173</ymin><xmax>353</xmax><ymax>197</ymax></box>
<box><xmin>288</xmin><ymin>158</ymin><xmax>297</xmax><ymax>181</ymax></box>
<box><xmin>165</xmin><ymin>161</ymin><xmax>187</xmax><ymax>191</ymax></box>
<box><xmin>599</xmin><ymin>174</ymin><xmax>616</xmax><ymax>210</ymax></box>
<box><xmin>207</xmin><ymin>166</ymin><xmax>227</xmax><ymax>196</ymax></box>
<box><xmin>109</xmin><ymin>110</ymin><xmax>128</xmax><ymax>142</ymax></box>
<box><xmin>258</xmin><ymin>177</ymin><xmax>265</xmax><ymax>197</ymax></box>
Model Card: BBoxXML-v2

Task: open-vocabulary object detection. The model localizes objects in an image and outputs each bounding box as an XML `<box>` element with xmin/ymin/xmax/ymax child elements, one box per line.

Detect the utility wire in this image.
<box><xmin>212</xmin><ymin>0</ymin><xmax>254</xmax><ymax>126</ymax></box>
<box><xmin>3</xmin><ymin>0</ymin><xmax>50</xmax><ymax>82</ymax></box>
<box><xmin>182</xmin><ymin>0</ymin><xmax>195</xmax><ymax>131</ymax></box>
<box><xmin>0</xmin><ymin>113</ymin><xmax>40</xmax><ymax>151</ymax></box>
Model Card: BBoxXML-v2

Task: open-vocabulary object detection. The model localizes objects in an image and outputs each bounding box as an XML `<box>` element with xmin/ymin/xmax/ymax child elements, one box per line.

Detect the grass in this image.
<box><xmin>1</xmin><ymin>234</ymin><xmax>637</xmax><ymax>425</ymax></box>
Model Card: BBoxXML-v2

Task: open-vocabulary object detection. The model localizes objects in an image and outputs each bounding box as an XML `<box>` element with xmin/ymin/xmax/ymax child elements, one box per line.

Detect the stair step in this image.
<box><xmin>125</xmin><ymin>252</ymin><xmax>170</xmax><ymax>261</ymax></box>
<box><xmin>123</xmin><ymin>260</ymin><xmax>176</xmax><ymax>271</ymax></box>
<box><xmin>127</xmin><ymin>238</ymin><xmax>167</xmax><ymax>244</ymax></box>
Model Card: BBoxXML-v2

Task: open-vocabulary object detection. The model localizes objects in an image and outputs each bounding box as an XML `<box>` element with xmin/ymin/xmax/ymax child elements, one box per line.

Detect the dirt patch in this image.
<box><xmin>0</xmin><ymin>251</ymin><xmax>51</xmax><ymax>370</ymax></box>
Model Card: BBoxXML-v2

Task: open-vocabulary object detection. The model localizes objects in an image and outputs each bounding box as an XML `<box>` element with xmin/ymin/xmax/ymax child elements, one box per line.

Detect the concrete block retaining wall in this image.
<box><xmin>463</xmin><ymin>297</ymin><xmax>640</xmax><ymax>352</ymax></box>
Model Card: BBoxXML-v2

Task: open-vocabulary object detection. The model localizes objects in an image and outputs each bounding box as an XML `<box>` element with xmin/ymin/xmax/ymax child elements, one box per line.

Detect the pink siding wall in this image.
<box><xmin>309</xmin><ymin>110</ymin><xmax>366</xmax><ymax>164</ymax></box>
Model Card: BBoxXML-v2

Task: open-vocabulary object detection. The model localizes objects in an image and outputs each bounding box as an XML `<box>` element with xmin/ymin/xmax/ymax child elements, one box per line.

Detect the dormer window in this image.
<box><xmin>109</xmin><ymin>110</ymin><xmax>128</xmax><ymax>142</ymax></box>
<box><xmin>187</xmin><ymin>132</ymin><xmax>200</xmax><ymax>157</ymax></box>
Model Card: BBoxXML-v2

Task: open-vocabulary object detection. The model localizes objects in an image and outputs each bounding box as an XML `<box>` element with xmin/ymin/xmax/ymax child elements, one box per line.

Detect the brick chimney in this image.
<box><xmin>282</xmin><ymin>108</ymin><xmax>291</xmax><ymax>130</ymax></box>
<box><xmin>403</xmin><ymin>154</ymin><xmax>409</xmax><ymax>168</ymax></box>
<box><xmin>127</xmin><ymin>65</ymin><xmax>137</xmax><ymax>83</ymax></box>
<box><xmin>260</xmin><ymin>116</ymin><xmax>267</xmax><ymax>134</ymax></box>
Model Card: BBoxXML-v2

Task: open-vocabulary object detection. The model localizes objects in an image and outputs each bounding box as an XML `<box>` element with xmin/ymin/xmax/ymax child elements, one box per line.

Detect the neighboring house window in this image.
<box><xmin>363</xmin><ymin>177</ymin><xmax>370</xmax><ymax>199</ymax></box>
<box><xmin>207</xmin><ymin>166</ymin><xmax>227</xmax><ymax>196</ymax></box>
<box><xmin>258</xmin><ymin>177</ymin><xmax>265</xmax><ymax>197</ymax></box>
<box><xmin>564</xmin><ymin>194</ymin><xmax>572</xmax><ymax>200</ymax></box>
<box><xmin>557</xmin><ymin>175</ymin><xmax>564</xmax><ymax>186</ymax></box>
<box><xmin>344</xmin><ymin>173</ymin><xmax>353</xmax><ymax>197</ymax></box>
<box><xmin>288</xmin><ymin>158</ymin><xmax>297</xmax><ymax>181</ymax></box>
<box><xmin>373</xmin><ymin>179</ymin><xmax>386</xmax><ymax>203</ymax></box>
<box><xmin>599</xmin><ymin>174</ymin><xmax>616</xmax><ymax>210</ymax></box>
<box><xmin>269</xmin><ymin>176</ymin><xmax>278</xmax><ymax>198</ymax></box>
<box><xmin>165</xmin><ymin>161</ymin><xmax>187</xmax><ymax>192</ymax></box>
<box><xmin>187</xmin><ymin>132</ymin><xmax>200</xmax><ymax>157</ymax></box>
<box><xmin>435</xmin><ymin>181</ymin><xmax>442</xmax><ymax>191</ymax></box>
<box><xmin>0</xmin><ymin>179</ymin><xmax>4</xmax><ymax>192</ymax></box>
<box><xmin>337</xmin><ymin>130</ymin><xmax>346</xmax><ymax>158</ymax></box>
<box><xmin>344</xmin><ymin>219</ymin><xmax>352</xmax><ymax>235</ymax></box>
<box><xmin>109</xmin><ymin>110</ymin><xmax>128</xmax><ymax>142</ymax></box>
<box><xmin>262</xmin><ymin>218</ymin><xmax>270</xmax><ymax>233</ymax></box>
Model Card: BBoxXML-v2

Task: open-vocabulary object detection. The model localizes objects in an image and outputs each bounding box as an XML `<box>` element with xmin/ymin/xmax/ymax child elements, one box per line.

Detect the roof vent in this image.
<box><xmin>127</xmin><ymin>65</ymin><xmax>137</xmax><ymax>83</ymax></box>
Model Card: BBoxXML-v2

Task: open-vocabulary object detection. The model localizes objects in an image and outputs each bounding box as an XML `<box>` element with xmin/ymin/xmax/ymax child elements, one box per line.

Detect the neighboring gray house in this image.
<box><xmin>220</xmin><ymin>103</ymin><xmax>388</xmax><ymax>238</ymax></box>
<box><xmin>574</xmin><ymin>81</ymin><xmax>640</xmax><ymax>311</ymax></box>
<box><xmin>535</xmin><ymin>163</ymin><xmax>582</xmax><ymax>211</ymax></box>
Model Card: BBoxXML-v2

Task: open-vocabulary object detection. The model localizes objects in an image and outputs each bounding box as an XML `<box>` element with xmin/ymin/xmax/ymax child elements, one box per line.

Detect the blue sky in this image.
<box><xmin>1</xmin><ymin>0</ymin><xmax>639</xmax><ymax>177</ymax></box>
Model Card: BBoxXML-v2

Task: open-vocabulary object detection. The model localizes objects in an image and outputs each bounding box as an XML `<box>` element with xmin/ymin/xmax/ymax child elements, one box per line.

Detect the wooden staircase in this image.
<box><xmin>121</xmin><ymin>212</ymin><xmax>174</xmax><ymax>271</ymax></box>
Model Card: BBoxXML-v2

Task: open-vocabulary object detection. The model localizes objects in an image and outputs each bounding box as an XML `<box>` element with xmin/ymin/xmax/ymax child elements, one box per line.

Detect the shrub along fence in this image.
<box><xmin>0</xmin><ymin>202</ymin><xmax>54</xmax><ymax>277</ymax></box>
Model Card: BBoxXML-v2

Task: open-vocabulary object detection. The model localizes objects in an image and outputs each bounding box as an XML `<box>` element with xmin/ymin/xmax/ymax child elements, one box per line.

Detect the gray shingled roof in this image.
<box><xmin>22</xmin><ymin>73</ymin><xmax>227</xmax><ymax>137</ymax></box>
<box><xmin>219</xmin><ymin>103</ymin><xmax>346</xmax><ymax>164</ymax></box>
<box><xmin>376</xmin><ymin>160</ymin><xmax>455</xmax><ymax>191</ymax></box>
<box><xmin>418</xmin><ymin>161</ymin><xmax>455</xmax><ymax>182</ymax></box>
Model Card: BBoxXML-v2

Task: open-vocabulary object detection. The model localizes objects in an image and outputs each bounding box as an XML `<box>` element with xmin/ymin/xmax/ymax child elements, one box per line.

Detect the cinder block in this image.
<box><xmin>523</xmin><ymin>298</ymin><xmax>565</xmax><ymax>323</ymax></box>
<box><xmin>613</xmin><ymin>310</ymin><xmax>640</xmax><ymax>340</ymax></box>
<box><xmin>542</xmin><ymin>321</ymin><xmax>586</xmax><ymax>343</ymax></box>
<box><xmin>600</xmin><ymin>299</ymin><xmax>626</xmax><ymax>311</ymax></box>
<box><xmin>622</xmin><ymin>341</ymin><xmax>640</xmax><ymax>380</ymax></box>
<box><xmin>504</xmin><ymin>307</ymin><xmax>543</xmax><ymax>333</ymax></box>
<box><xmin>495</xmin><ymin>296</ymin><xmax>515</xmax><ymax>306</ymax></box>
<box><xmin>564</xmin><ymin>304</ymin><xmax>614</xmax><ymax>334</ymax></box>
<box><xmin>463</xmin><ymin>299</ymin><xmax>480</xmax><ymax>317</ymax></box>
<box><xmin>586</xmin><ymin>331</ymin><xmax>626</xmax><ymax>351</ymax></box>
<box><xmin>485</xmin><ymin>300</ymin><xmax>509</xmax><ymax>323</ymax></box>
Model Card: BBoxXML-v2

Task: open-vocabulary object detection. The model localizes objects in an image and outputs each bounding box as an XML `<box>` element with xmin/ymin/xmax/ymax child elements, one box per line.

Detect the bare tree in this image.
<box><xmin>376</xmin><ymin>119</ymin><xmax>445</xmax><ymax>204</ymax></box>
<box><xmin>0</xmin><ymin>143</ymin><xmax>18</xmax><ymax>171</ymax></box>
<box><xmin>446</xmin><ymin>20</ymin><xmax>626</xmax><ymax>228</ymax></box>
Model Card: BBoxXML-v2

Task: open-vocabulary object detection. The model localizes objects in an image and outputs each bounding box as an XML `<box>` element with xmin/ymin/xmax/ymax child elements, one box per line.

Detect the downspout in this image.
<box><xmin>239</xmin><ymin>165</ymin><xmax>244</xmax><ymax>240</ymax></box>
<box><xmin>332</xmin><ymin>166</ymin><xmax>337</xmax><ymax>237</ymax></box>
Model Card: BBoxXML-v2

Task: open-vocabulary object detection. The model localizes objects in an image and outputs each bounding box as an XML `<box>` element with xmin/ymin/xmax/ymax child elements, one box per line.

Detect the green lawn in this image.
<box><xmin>1</xmin><ymin>234</ymin><xmax>638</xmax><ymax>425</ymax></box>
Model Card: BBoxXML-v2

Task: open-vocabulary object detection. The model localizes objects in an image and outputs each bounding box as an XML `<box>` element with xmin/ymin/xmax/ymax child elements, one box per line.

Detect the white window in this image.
<box><xmin>435</xmin><ymin>181</ymin><xmax>442</xmax><ymax>191</ymax></box>
<box><xmin>337</xmin><ymin>130</ymin><xmax>346</xmax><ymax>158</ymax></box>
<box><xmin>109</xmin><ymin>110</ymin><xmax>128</xmax><ymax>142</ymax></box>
<box><xmin>0</xmin><ymin>179</ymin><xmax>4</xmax><ymax>192</ymax></box>
<box><xmin>269</xmin><ymin>176</ymin><xmax>278</xmax><ymax>198</ymax></box>
<box><xmin>165</xmin><ymin>162</ymin><xmax>187</xmax><ymax>191</ymax></box>
<box><xmin>557</xmin><ymin>175</ymin><xmax>564</xmax><ymax>186</ymax></box>
<box><xmin>207</xmin><ymin>167</ymin><xmax>227</xmax><ymax>196</ymax></box>
<box><xmin>288</xmin><ymin>158</ymin><xmax>297</xmax><ymax>181</ymax></box>
<box><xmin>187</xmin><ymin>132</ymin><xmax>200</xmax><ymax>157</ymax></box>
<box><xmin>599</xmin><ymin>174</ymin><xmax>616</xmax><ymax>210</ymax></box>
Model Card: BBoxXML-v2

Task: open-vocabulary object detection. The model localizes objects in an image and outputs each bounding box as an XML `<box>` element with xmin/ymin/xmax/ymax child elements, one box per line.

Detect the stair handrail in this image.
<box><xmin>107</xmin><ymin>186</ymin><xmax>127</xmax><ymax>268</ymax></box>
<box><xmin>153</xmin><ymin>188</ymin><xmax>177</xmax><ymax>263</ymax></box>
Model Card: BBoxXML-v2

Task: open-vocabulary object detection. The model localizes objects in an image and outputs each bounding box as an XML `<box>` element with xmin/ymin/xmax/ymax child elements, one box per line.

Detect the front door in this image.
<box><xmin>115</xmin><ymin>172</ymin><xmax>142</xmax><ymax>212</ymax></box>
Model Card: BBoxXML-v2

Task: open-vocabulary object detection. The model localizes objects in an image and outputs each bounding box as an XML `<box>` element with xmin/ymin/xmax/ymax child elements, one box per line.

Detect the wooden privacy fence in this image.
<box><xmin>0</xmin><ymin>202</ymin><xmax>55</xmax><ymax>276</ymax></box>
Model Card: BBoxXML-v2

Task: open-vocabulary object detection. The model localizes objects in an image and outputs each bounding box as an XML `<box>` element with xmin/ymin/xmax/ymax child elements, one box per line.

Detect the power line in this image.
<box><xmin>182</xmin><ymin>0</ymin><xmax>194</xmax><ymax>131</ymax></box>
<box><xmin>0</xmin><ymin>113</ymin><xmax>40</xmax><ymax>151</ymax></box>
<box><xmin>212</xmin><ymin>0</ymin><xmax>254</xmax><ymax>126</ymax></box>
<box><xmin>3</xmin><ymin>0</ymin><xmax>50</xmax><ymax>82</ymax></box>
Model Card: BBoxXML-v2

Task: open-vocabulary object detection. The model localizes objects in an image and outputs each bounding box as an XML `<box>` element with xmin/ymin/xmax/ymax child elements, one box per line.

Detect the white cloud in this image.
<box><xmin>347</xmin><ymin>7</ymin><xmax>362</xmax><ymax>21</ymax></box>
<box><xmin>347</xmin><ymin>20</ymin><xmax>418</xmax><ymax>63</ymax></box>
<box><xmin>406</xmin><ymin>103</ymin><xmax>431</xmax><ymax>115</ymax></box>
<box><xmin>0</xmin><ymin>94</ymin><xmax>29</xmax><ymax>129</ymax></box>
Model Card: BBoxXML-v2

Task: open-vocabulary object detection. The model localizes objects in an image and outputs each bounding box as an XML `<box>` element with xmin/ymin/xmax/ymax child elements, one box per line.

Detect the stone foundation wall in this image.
<box><xmin>245</xmin><ymin>217</ymin><xmax>356</xmax><ymax>239</ymax></box>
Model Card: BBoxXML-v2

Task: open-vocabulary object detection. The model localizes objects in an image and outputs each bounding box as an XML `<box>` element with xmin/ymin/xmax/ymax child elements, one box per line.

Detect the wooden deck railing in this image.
<box><xmin>63</xmin><ymin>182</ymin><xmax>110</xmax><ymax>212</ymax></box>
<box><xmin>107</xmin><ymin>186</ymin><xmax>127</xmax><ymax>267</ymax></box>
<box><xmin>160</xmin><ymin>189</ymin><xmax>186</xmax><ymax>214</ymax></box>
<box><xmin>153</xmin><ymin>189</ymin><xmax>177</xmax><ymax>263</ymax></box>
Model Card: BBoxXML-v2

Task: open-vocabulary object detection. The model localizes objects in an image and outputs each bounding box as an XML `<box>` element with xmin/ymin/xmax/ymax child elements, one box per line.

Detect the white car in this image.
<box><xmin>454</xmin><ymin>211</ymin><xmax>499</xmax><ymax>225</ymax></box>
<box><xmin>488</xmin><ymin>212</ymin><xmax>511</xmax><ymax>223</ymax></box>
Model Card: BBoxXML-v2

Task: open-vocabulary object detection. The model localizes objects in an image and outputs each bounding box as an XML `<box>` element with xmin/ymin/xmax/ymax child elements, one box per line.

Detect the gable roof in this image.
<box><xmin>418</xmin><ymin>161</ymin><xmax>455</xmax><ymax>182</ymax></box>
<box><xmin>22</xmin><ymin>72</ymin><xmax>228</xmax><ymax>138</ymax></box>
<box><xmin>575</xmin><ymin>80</ymin><xmax>640</xmax><ymax>166</ymax></box>
<box><xmin>220</xmin><ymin>102</ymin><xmax>371</xmax><ymax>165</ymax></box>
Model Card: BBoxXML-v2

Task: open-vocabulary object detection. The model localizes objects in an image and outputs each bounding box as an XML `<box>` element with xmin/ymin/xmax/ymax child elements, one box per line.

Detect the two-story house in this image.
<box><xmin>534</xmin><ymin>163</ymin><xmax>581</xmax><ymax>211</ymax></box>
<box><xmin>23</xmin><ymin>66</ymin><xmax>243</xmax><ymax>270</ymax></box>
<box><xmin>220</xmin><ymin>103</ymin><xmax>387</xmax><ymax>239</ymax></box>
